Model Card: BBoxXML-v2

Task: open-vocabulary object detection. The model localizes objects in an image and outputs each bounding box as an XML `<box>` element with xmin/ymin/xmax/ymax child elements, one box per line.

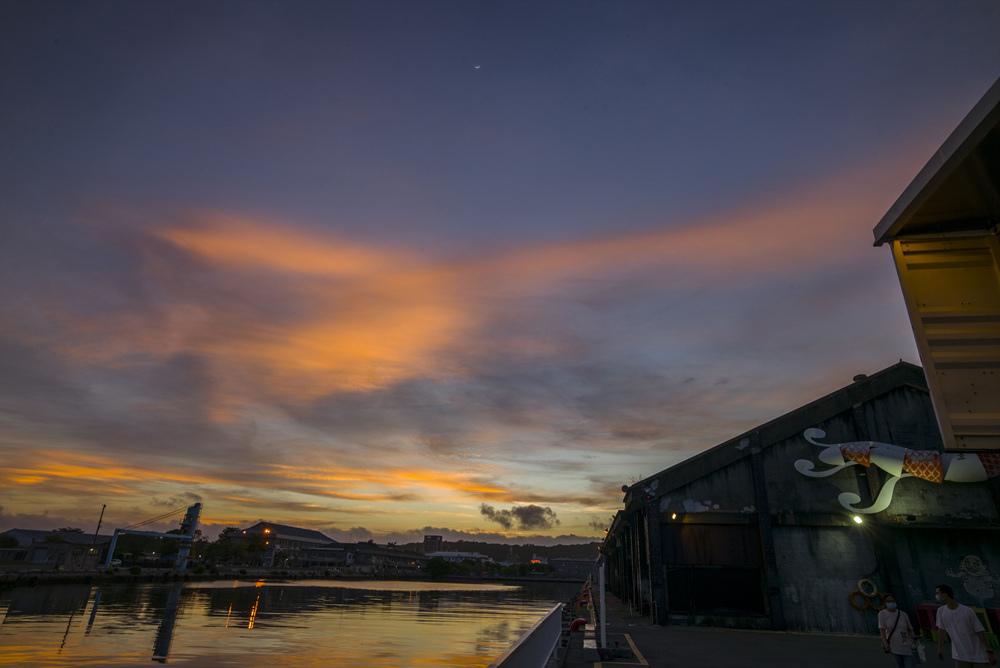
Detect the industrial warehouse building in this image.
<box><xmin>240</xmin><ymin>521</ymin><xmax>426</xmax><ymax>573</ymax></box>
<box><xmin>602</xmin><ymin>362</ymin><xmax>1000</xmax><ymax>634</ymax></box>
<box><xmin>604</xmin><ymin>74</ymin><xmax>1000</xmax><ymax>638</ymax></box>
<box><xmin>0</xmin><ymin>529</ymin><xmax>111</xmax><ymax>570</ymax></box>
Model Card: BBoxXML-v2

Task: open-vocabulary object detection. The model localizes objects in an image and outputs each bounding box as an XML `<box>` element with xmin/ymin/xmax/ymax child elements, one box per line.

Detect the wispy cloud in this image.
<box><xmin>0</xmin><ymin>151</ymin><xmax>922</xmax><ymax>538</ymax></box>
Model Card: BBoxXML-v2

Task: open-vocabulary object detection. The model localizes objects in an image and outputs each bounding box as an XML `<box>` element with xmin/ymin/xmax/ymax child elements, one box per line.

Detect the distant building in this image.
<box><xmin>497</xmin><ymin>545</ymin><xmax>518</xmax><ymax>567</ymax></box>
<box><xmin>297</xmin><ymin>544</ymin><xmax>349</xmax><ymax>570</ymax></box>
<box><xmin>427</xmin><ymin>551</ymin><xmax>488</xmax><ymax>564</ymax></box>
<box><xmin>235</xmin><ymin>522</ymin><xmax>428</xmax><ymax>573</ymax></box>
<box><xmin>241</xmin><ymin>522</ymin><xmax>333</xmax><ymax>549</ymax></box>
<box><xmin>240</xmin><ymin>522</ymin><xmax>339</xmax><ymax>567</ymax></box>
<box><xmin>423</xmin><ymin>535</ymin><xmax>443</xmax><ymax>554</ymax></box>
<box><xmin>549</xmin><ymin>557</ymin><xmax>598</xmax><ymax>580</ymax></box>
<box><xmin>352</xmin><ymin>543</ymin><xmax>427</xmax><ymax>575</ymax></box>
<box><xmin>0</xmin><ymin>529</ymin><xmax>111</xmax><ymax>570</ymax></box>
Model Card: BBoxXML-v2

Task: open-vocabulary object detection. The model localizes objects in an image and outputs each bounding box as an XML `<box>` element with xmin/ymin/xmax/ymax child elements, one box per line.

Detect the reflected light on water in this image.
<box><xmin>248</xmin><ymin>594</ymin><xmax>260</xmax><ymax>629</ymax></box>
<box><xmin>0</xmin><ymin>579</ymin><xmax>578</xmax><ymax>667</ymax></box>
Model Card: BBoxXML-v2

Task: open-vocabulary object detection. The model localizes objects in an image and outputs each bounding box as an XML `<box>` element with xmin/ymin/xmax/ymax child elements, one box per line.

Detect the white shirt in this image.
<box><xmin>936</xmin><ymin>603</ymin><xmax>987</xmax><ymax>663</ymax></box>
<box><xmin>878</xmin><ymin>608</ymin><xmax>913</xmax><ymax>655</ymax></box>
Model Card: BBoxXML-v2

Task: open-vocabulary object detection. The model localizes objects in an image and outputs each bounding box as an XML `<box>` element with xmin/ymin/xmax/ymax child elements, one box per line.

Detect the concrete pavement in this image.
<box><xmin>560</xmin><ymin>592</ymin><xmax>918</xmax><ymax>668</ymax></box>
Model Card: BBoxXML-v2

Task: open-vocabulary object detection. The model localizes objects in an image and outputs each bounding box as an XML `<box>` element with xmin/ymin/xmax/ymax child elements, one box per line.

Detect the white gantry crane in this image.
<box><xmin>102</xmin><ymin>503</ymin><xmax>202</xmax><ymax>570</ymax></box>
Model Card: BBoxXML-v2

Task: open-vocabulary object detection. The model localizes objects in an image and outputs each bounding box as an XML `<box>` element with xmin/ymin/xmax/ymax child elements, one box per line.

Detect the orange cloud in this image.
<box><xmin>2</xmin><ymin>446</ymin><xmax>534</xmax><ymax>509</ymax></box>
<box><xmin>9</xmin><ymin>152</ymin><xmax>921</xmax><ymax>426</ymax></box>
<box><xmin>265</xmin><ymin>462</ymin><xmax>510</xmax><ymax>497</ymax></box>
<box><xmin>144</xmin><ymin>217</ymin><xmax>475</xmax><ymax>400</ymax></box>
<box><xmin>5</xmin><ymin>451</ymin><xmax>148</xmax><ymax>484</ymax></box>
<box><xmin>156</xmin><ymin>214</ymin><xmax>411</xmax><ymax>278</ymax></box>
<box><xmin>474</xmin><ymin>161</ymin><xmax>907</xmax><ymax>290</ymax></box>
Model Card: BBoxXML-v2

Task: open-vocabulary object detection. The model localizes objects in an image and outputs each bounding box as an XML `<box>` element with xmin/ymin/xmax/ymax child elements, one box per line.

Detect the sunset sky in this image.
<box><xmin>2</xmin><ymin>1</ymin><xmax>999</xmax><ymax>544</ymax></box>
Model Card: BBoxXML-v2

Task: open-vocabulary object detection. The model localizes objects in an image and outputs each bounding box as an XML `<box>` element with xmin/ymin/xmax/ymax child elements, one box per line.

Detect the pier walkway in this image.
<box><xmin>561</xmin><ymin>593</ymin><xmax>907</xmax><ymax>668</ymax></box>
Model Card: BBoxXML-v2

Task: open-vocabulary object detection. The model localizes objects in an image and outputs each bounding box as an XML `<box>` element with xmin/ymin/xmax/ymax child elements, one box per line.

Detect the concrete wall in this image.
<box><xmin>773</xmin><ymin>526</ymin><xmax>880</xmax><ymax>634</ymax></box>
<box><xmin>657</xmin><ymin>459</ymin><xmax>755</xmax><ymax>516</ymax></box>
<box><xmin>762</xmin><ymin>411</ymin><xmax>863</xmax><ymax>516</ymax></box>
<box><xmin>889</xmin><ymin>527</ymin><xmax>1000</xmax><ymax>612</ymax></box>
<box><xmin>860</xmin><ymin>384</ymin><xmax>943</xmax><ymax>449</ymax></box>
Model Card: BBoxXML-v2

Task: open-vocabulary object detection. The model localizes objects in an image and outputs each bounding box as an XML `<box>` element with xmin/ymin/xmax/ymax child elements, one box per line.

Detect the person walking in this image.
<box><xmin>935</xmin><ymin>584</ymin><xmax>997</xmax><ymax>667</ymax></box>
<box><xmin>879</xmin><ymin>593</ymin><xmax>916</xmax><ymax>668</ymax></box>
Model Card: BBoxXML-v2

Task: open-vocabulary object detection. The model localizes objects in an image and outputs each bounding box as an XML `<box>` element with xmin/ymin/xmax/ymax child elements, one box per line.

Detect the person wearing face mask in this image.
<box><xmin>935</xmin><ymin>584</ymin><xmax>997</xmax><ymax>667</ymax></box>
<box><xmin>879</xmin><ymin>593</ymin><xmax>916</xmax><ymax>667</ymax></box>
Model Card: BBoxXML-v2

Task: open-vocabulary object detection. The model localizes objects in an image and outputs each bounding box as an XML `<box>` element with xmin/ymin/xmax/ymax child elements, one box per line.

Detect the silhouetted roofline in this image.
<box><xmin>2</xmin><ymin>528</ymin><xmax>113</xmax><ymax>544</ymax></box>
<box><xmin>245</xmin><ymin>521</ymin><xmax>336</xmax><ymax>543</ymax></box>
<box><xmin>622</xmin><ymin>361</ymin><xmax>928</xmax><ymax>508</ymax></box>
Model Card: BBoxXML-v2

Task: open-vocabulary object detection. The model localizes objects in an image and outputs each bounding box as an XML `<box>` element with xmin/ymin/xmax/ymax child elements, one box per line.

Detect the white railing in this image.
<box><xmin>487</xmin><ymin>603</ymin><xmax>564</xmax><ymax>668</ymax></box>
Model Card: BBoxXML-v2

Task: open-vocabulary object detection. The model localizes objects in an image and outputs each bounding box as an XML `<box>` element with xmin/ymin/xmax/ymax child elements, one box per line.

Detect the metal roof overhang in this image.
<box><xmin>873</xmin><ymin>76</ymin><xmax>1000</xmax><ymax>451</ymax></box>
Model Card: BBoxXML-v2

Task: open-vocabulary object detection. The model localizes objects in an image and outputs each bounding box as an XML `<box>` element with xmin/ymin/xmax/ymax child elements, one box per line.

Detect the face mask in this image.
<box><xmin>935</xmin><ymin>595</ymin><xmax>943</xmax><ymax>603</ymax></box>
<box><xmin>886</xmin><ymin>602</ymin><xmax>897</xmax><ymax>610</ymax></box>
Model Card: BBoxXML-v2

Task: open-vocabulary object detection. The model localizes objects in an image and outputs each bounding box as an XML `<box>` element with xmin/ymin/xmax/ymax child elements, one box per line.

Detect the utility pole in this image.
<box><xmin>90</xmin><ymin>504</ymin><xmax>107</xmax><ymax>569</ymax></box>
<box><xmin>91</xmin><ymin>504</ymin><xmax>106</xmax><ymax>545</ymax></box>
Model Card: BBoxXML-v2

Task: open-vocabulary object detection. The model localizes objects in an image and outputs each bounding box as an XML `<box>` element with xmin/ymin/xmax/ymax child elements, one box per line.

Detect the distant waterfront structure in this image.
<box><xmin>241</xmin><ymin>521</ymin><xmax>339</xmax><ymax>567</ymax></box>
<box><xmin>423</xmin><ymin>534</ymin><xmax>443</xmax><ymax>554</ymax></box>
<box><xmin>239</xmin><ymin>522</ymin><xmax>427</xmax><ymax>573</ymax></box>
<box><xmin>242</xmin><ymin>521</ymin><xmax>334</xmax><ymax>550</ymax></box>
<box><xmin>549</xmin><ymin>557</ymin><xmax>599</xmax><ymax>580</ymax></box>
<box><xmin>102</xmin><ymin>502</ymin><xmax>201</xmax><ymax>570</ymax></box>
<box><xmin>353</xmin><ymin>542</ymin><xmax>427</xmax><ymax>575</ymax></box>
<box><xmin>0</xmin><ymin>529</ymin><xmax>111</xmax><ymax>570</ymax></box>
<box><xmin>426</xmin><ymin>551</ymin><xmax>488</xmax><ymax>564</ymax></box>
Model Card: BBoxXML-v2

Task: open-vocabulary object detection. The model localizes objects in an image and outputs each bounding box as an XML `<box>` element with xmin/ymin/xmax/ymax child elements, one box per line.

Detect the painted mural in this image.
<box><xmin>794</xmin><ymin>428</ymin><xmax>1000</xmax><ymax>513</ymax></box>
<box><xmin>947</xmin><ymin>555</ymin><xmax>998</xmax><ymax>601</ymax></box>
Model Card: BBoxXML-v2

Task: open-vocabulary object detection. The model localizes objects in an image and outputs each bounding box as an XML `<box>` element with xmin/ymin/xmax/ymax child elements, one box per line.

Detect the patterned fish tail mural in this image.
<box><xmin>794</xmin><ymin>429</ymin><xmax>1000</xmax><ymax>513</ymax></box>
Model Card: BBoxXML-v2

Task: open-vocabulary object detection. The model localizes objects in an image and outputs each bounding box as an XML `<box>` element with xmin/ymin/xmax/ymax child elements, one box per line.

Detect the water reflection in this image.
<box><xmin>85</xmin><ymin>586</ymin><xmax>103</xmax><ymax>636</ymax></box>
<box><xmin>152</xmin><ymin>582</ymin><xmax>182</xmax><ymax>662</ymax></box>
<box><xmin>0</xmin><ymin>579</ymin><xmax>578</xmax><ymax>666</ymax></box>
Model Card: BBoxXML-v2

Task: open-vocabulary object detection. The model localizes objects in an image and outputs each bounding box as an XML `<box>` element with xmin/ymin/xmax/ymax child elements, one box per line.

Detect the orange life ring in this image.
<box><xmin>569</xmin><ymin>618</ymin><xmax>587</xmax><ymax>632</ymax></box>
<box><xmin>849</xmin><ymin>590</ymin><xmax>867</xmax><ymax>611</ymax></box>
<box><xmin>857</xmin><ymin>579</ymin><xmax>878</xmax><ymax>597</ymax></box>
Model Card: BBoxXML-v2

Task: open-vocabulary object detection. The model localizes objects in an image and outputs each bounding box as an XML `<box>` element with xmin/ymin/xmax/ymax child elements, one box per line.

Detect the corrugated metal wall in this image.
<box><xmin>606</xmin><ymin>366</ymin><xmax>1000</xmax><ymax>633</ymax></box>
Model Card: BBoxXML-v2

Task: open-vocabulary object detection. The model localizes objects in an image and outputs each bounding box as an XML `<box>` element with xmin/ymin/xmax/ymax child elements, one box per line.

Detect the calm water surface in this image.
<box><xmin>0</xmin><ymin>579</ymin><xmax>579</xmax><ymax>666</ymax></box>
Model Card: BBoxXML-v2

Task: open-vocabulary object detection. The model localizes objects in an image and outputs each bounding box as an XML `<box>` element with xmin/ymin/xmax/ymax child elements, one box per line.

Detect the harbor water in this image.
<box><xmin>0</xmin><ymin>578</ymin><xmax>580</xmax><ymax>666</ymax></box>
